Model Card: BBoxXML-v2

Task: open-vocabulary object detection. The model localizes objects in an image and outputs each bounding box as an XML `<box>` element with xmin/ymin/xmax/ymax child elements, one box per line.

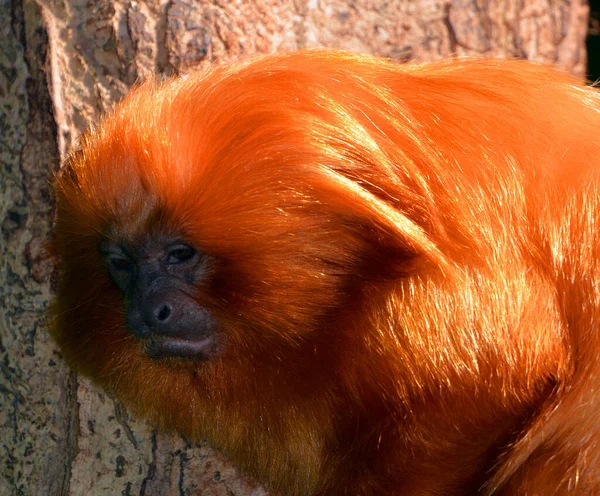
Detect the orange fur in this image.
<box><xmin>52</xmin><ymin>50</ymin><xmax>600</xmax><ymax>495</ymax></box>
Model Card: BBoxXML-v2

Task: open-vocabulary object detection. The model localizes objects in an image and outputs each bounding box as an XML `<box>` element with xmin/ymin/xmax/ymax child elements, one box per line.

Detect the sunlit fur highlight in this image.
<box><xmin>52</xmin><ymin>50</ymin><xmax>600</xmax><ymax>494</ymax></box>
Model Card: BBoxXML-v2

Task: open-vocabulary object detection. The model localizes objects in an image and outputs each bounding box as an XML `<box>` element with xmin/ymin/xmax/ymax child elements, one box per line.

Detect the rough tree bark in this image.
<box><xmin>0</xmin><ymin>0</ymin><xmax>590</xmax><ymax>494</ymax></box>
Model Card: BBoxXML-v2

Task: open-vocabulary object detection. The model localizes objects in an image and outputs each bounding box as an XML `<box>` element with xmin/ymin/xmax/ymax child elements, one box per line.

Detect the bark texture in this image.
<box><xmin>0</xmin><ymin>0</ymin><xmax>589</xmax><ymax>494</ymax></box>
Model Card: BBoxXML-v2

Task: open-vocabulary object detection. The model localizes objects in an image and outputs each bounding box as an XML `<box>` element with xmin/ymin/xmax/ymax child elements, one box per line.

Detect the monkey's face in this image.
<box><xmin>52</xmin><ymin>124</ymin><xmax>365</xmax><ymax>375</ymax></box>
<box><xmin>99</xmin><ymin>236</ymin><xmax>218</xmax><ymax>360</ymax></box>
<box><xmin>53</xmin><ymin>184</ymin><xmax>353</xmax><ymax>372</ymax></box>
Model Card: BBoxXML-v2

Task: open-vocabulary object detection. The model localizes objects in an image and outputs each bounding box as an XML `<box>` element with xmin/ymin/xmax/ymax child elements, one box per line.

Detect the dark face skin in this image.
<box><xmin>100</xmin><ymin>236</ymin><xmax>217</xmax><ymax>360</ymax></box>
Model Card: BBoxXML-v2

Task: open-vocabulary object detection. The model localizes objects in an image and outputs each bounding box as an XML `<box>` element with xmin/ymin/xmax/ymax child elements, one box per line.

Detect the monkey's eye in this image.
<box><xmin>166</xmin><ymin>245</ymin><xmax>196</xmax><ymax>264</ymax></box>
<box><xmin>109</xmin><ymin>256</ymin><xmax>133</xmax><ymax>271</ymax></box>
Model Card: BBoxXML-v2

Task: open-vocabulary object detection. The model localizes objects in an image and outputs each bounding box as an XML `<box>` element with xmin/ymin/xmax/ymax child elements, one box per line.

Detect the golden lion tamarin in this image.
<box><xmin>51</xmin><ymin>50</ymin><xmax>600</xmax><ymax>495</ymax></box>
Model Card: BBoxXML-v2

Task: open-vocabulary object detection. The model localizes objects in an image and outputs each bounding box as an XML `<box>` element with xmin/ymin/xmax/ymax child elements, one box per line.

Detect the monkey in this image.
<box><xmin>51</xmin><ymin>50</ymin><xmax>600</xmax><ymax>495</ymax></box>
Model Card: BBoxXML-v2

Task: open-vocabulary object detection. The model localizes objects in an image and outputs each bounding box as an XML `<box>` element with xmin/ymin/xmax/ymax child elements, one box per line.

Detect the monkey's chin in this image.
<box><xmin>145</xmin><ymin>335</ymin><xmax>216</xmax><ymax>361</ymax></box>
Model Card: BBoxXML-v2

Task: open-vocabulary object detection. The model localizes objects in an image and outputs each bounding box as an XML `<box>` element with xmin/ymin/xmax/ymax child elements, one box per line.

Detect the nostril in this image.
<box><xmin>156</xmin><ymin>304</ymin><xmax>172</xmax><ymax>322</ymax></box>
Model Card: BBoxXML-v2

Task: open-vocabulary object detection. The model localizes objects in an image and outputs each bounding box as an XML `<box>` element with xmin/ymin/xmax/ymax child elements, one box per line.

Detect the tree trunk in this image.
<box><xmin>0</xmin><ymin>0</ymin><xmax>589</xmax><ymax>494</ymax></box>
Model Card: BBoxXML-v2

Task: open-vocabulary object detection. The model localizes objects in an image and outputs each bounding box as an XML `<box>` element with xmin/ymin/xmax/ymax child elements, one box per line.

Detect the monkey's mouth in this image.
<box><xmin>145</xmin><ymin>335</ymin><xmax>216</xmax><ymax>360</ymax></box>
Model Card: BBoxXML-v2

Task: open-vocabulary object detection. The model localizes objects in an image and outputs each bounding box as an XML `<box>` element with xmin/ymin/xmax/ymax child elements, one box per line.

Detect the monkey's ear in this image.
<box><xmin>315</xmin><ymin>168</ymin><xmax>451</xmax><ymax>276</ymax></box>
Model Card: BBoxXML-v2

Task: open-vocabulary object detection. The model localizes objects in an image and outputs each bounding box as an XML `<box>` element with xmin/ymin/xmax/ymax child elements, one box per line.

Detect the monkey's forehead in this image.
<box><xmin>61</xmin><ymin>55</ymin><xmax>374</xmax><ymax>210</ymax></box>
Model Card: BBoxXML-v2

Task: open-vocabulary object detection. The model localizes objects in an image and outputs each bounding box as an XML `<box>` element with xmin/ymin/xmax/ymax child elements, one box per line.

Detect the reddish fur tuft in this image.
<box><xmin>52</xmin><ymin>50</ymin><xmax>600</xmax><ymax>494</ymax></box>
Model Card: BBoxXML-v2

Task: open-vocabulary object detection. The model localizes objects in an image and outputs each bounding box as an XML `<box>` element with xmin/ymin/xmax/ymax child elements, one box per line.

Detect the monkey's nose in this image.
<box><xmin>124</xmin><ymin>294</ymin><xmax>180</xmax><ymax>336</ymax></box>
<box><xmin>126</xmin><ymin>301</ymin><xmax>175</xmax><ymax>337</ymax></box>
<box><xmin>128</xmin><ymin>291</ymin><xmax>214</xmax><ymax>344</ymax></box>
